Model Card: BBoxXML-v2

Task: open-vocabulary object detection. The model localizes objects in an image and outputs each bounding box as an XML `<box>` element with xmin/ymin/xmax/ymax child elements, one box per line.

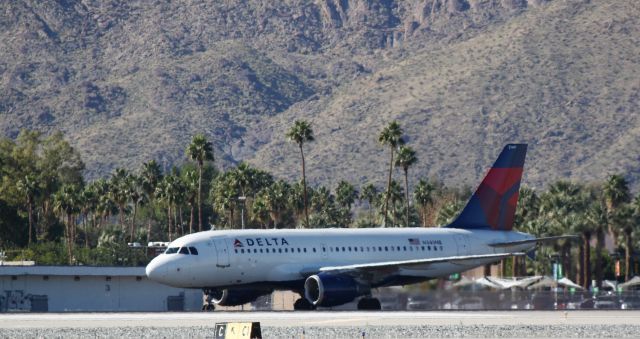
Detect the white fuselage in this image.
<box><xmin>145</xmin><ymin>227</ymin><xmax>535</xmax><ymax>289</ymax></box>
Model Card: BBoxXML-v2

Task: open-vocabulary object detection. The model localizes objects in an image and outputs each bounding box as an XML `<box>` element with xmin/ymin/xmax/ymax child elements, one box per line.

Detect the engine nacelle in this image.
<box><xmin>208</xmin><ymin>288</ymin><xmax>272</xmax><ymax>306</ymax></box>
<box><xmin>304</xmin><ymin>273</ymin><xmax>369</xmax><ymax>307</ymax></box>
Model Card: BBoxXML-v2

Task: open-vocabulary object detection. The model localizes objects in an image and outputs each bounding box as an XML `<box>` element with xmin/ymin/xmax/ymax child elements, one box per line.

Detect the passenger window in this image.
<box><xmin>189</xmin><ymin>247</ymin><xmax>199</xmax><ymax>255</ymax></box>
<box><xmin>278</xmin><ymin>248</ymin><xmax>282</xmax><ymax>253</ymax></box>
<box><xmin>254</xmin><ymin>249</ymin><xmax>258</xmax><ymax>253</ymax></box>
<box><xmin>335</xmin><ymin>247</ymin><xmax>339</xmax><ymax>252</ymax></box>
<box><xmin>360</xmin><ymin>247</ymin><xmax>364</xmax><ymax>252</ymax></box>
<box><xmin>384</xmin><ymin>246</ymin><xmax>388</xmax><ymax>251</ymax></box>
<box><xmin>165</xmin><ymin>247</ymin><xmax>179</xmax><ymax>254</ymax></box>
<box><xmin>313</xmin><ymin>248</ymin><xmax>316</xmax><ymax>252</ymax></box>
<box><xmin>354</xmin><ymin>247</ymin><xmax>358</xmax><ymax>252</ymax></box>
<box><xmin>427</xmin><ymin>246</ymin><xmax>430</xmax><ymax>251</ymax></box>
<box><xmin>304</xmin><ymin>248</ymin><xmax>307</xmax><ymax>253</ymax></box>
<box><xmin>378</xmin><ymin>247</ymin><xmax>382</xmax><ymax>251</ymax></box>
<box><xmin>322</xmin><ymin>247</ymin><xmax>326</xmax><ymax>252</ymax></box>
<box><xmin>179</xmin><ymin>247</ymin><xmax>189</xmax><ymax>255</ymax></box>
<box><xmin>403</xmin><ymin>246</ymin><xmax>407</xmax><ymax>251</ymax></box>
<box><xmin>284</xmin><ymin>248</ymin><xmax>288</xmax><ymax>253</ymax></box>
<box><xmin>342</xmin><ymin>247</ymin><xmax>346</xmax><ymax>252</ymax></box>
<box><xmin>348</xmin><ymin>247</ymin><xmax>352</xmax><ymax>251</ymax></box>
<box><xmin>241</xmin><ymin>249</ymin><xmax>245</xmax><ymax>254</ymax></box>
<box><xmin>260</xmin><ymin>249</ymin><xmax>263</xmax><ymax>253</ymax></box>
<box><xmin>235</xmin><ymin>249</ymin><xmax>238</xmax><ymax>253</ymax></box>
<box><xmin>433</xmin><ymin>247</ymin><xmax>437</xmax><ymax>251</ymax></box>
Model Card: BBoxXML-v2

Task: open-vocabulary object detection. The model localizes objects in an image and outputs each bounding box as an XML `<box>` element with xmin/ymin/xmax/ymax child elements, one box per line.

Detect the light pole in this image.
<box><xmin>238</xmin><ymin>196</ymin><xmax>246</xmax><ymax>229</ymax></box>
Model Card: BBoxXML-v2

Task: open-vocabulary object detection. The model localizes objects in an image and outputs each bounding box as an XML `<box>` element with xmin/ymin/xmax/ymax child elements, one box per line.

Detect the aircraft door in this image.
<box><xmin>213</xmin><ymin>238</ymin><xmax>230</xmax><ymax>267</ymax></box>
<box><xmin>454</xmin><ymin>234</ymin><xmax>470</xmax><ymax>256</ymax></box>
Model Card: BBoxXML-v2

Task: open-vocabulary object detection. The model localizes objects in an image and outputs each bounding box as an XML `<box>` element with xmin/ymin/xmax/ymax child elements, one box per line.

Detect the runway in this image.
<box><xmin>1</xmin><ymin>311</ymin><xmax>640</xmax><ymax>328</ymax></box>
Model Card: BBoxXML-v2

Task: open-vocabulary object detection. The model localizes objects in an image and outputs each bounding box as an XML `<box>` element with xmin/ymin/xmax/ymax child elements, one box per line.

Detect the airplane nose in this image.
<box><xmin>146</xmin><ymin>258</ymin><xmax>167</xmax><ymax>282</ymax></box>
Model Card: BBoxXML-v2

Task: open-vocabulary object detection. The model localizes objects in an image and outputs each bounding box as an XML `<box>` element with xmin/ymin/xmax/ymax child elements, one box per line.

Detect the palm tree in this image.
<box><xmin>258</xmin><ymin>180</ymin><xmax>290</xmax><ymax>229</ymax></box>
<box><xmin>378</xmin><ymin>121</ymin><xmax>404</xmax><ymax>226</ymax></box>
<box><xmin>186</xmin><ymin>134</ymin><xmax>214</xmax><ymax>232</ymax></box>
<box><xmin>414</xmin><ymin>179</ymin><xmax>435</xmax><ymax>227</ymax></box>
<box><xmin>53</xmin><ymin>184</ymin><xmax>81</xmax><ymax>264</ymax></box>
<box><xmin>16</xmin><ymin>174</ymin><xmax>39</xmax><ymax>246</ymax></box>
<box><xmin>620</xmin><ymin>197</ymin><xmax>640</xmax><ymax>280</ymax></box>
<box><xmin>359</xmin><ymin>183</ymin><xmax>379</xmax><ymax>225</ymax></box>
<box><xmin>80</xmin><ymin>184</ymin><xmax>99</xmax><ymax>247</ymax></box>
<box><xmin>126</xmin><ymin>174</ymin><xmax>146</xmax><ymax>243</ymax></box>
<box><xmin>395</xmin><ymin>145</ymin><xmax>417</xmax><ymax>227</ymax></box>
<box><xmin>603</xmin><ymin>174</ymin><xmax>630</xmax><ymax>247</ymax></box>
<box><xmin>211</xmin><ymin>172</ymin><xmax>240</xmax><ymax>228</ymax></box>
<box><xmin>336</xmin><ymin>181</ymin><xmax>357</xmax><ymax>210</ymax></box>
<box><xmin>141</xmin><ymin>160</ymin><xmax>162</xmax><ymax>242</ymax></box>
<box><xmin>587</xmin><ymin>199</ymin><xmax>608</xmax><ymax>288</ymax></box>
<box><xmin>386</xmin><ymin>180</ymin><xmax>404</xmax><ymax>227</ymax></box>
<box><xmin>109</xmin><ymin>168</ymin><xmax>130</xmax><ymax>228</ymax></box>
<box><xmin>182</xmin><ymin>168</ymin><xmax>198</xmax><ymax>233</ymax></box>
<box><xmin>286</xmin><ymin>120</ymin><xmax>314</xmax><ymax>228</ymax></box>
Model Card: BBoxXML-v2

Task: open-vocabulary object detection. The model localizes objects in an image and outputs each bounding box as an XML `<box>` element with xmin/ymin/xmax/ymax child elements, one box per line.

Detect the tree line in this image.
<box><xmin>0</xmin><ymin>124</ymin><xmax>638</xmax><ymax>288</ymax></box>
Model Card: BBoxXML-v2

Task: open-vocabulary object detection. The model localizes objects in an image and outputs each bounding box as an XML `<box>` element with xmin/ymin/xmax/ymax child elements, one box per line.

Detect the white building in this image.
<box><xmin>0</xmin><ymin>265</ymin><xmax>202</xmax><ymax>312</ymax></box>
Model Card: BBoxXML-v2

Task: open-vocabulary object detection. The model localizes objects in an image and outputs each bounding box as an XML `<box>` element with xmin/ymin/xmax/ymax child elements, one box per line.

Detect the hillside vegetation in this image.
<box><xmin>1</xmin><ymin>0</ymin><xmax>639</xmax><ymax>189</ymax></box>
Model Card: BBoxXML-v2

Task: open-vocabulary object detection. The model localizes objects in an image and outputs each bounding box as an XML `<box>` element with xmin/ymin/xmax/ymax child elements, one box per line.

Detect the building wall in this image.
<box><xmin>0</xmin><ymin>267</ymin><xmax>203</xmax><ymax>312</ymax></box>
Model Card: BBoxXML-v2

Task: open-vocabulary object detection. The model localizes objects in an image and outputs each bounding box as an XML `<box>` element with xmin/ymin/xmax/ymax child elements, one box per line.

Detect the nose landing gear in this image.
<box><xmin>202</xmin><ymin>289</ymin><xmax>216</xmax><ymax>311</ymax></box>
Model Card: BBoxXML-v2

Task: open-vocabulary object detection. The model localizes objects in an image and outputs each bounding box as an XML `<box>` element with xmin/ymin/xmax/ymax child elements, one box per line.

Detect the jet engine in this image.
<box><xmin>207</xmin><ymin>288</ymin><xmax>272</xmax><ymax>306</ymax></box>
<box><xmin>304</xmin><ymin>273</ymin><xmax>369</xmax><ymax>307</ymax></box>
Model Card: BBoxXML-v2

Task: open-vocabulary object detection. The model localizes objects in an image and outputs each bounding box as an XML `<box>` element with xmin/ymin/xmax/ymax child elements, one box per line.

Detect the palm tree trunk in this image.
<box><xmin>27</xmin><ymin>199</ymin><xmax>33</xmax><ymax>246</ymax></box>
<box><xmin>625</xmin><ymin>229</ymin><xmax>632</xmax><ymax>281</ymax></box>
<box><xmin>167</xmin><ymin>205</ymin><xmax>173</xmax><ymax>241</ymax></box>
<box><xmin>179</xmin><ymin>206</ymin><xmax>184</xmax><ymax>235</ymax></box>
<box><xmin>300</xmin><ymin>145</ymin><xmax>309</xmax><ymax>228</ymax></box>
<box><xmin>383</xmin><ymin>148</ymin><xmax>394</xmax><ymax>226</ymax></box>
<box><xmin>583</xmin><ymin>232</ymin><xmax>591</xmax><ymax>289</ymax></box>
<box><xmin>147</xmin><ymin>219</ymin><xmax>152</xmax><ymax>245</ymax></box>
<box><xmin>595</xmin><ymin>227</ymin><xmax>604</xmax><ymax>288</ymax></box>
<box><xmin>511</xmin><ymin>257</ymin><xmax>517</xmax><ymax>277</ymax></box>
<box><xmin>484</xmin><ymin>264</ymin><xmax>491</xmax><ymax>277</ymax></box>
<box><xmin>198</xmin><ymin>163</ymin><xmax>203</xmax><ymax>232</ymax></box>
<box><xmin>189</xmin><ymin>205</ymin><xmax>194</xmax><ymax>233</ymax></box>
<box><xmin>404</xmin><ymin>168</ymin><xmax>409</xmax><ymax>227</ymax></box>
<box><xmin>577</xmin><ymin>241</ymin><xmax>584</xmax><ymax>286</ymax></box>
<box><xmin>130</xmin><ymin>203</ymin><xmax>138</xmax><ymax>243</ymax></box>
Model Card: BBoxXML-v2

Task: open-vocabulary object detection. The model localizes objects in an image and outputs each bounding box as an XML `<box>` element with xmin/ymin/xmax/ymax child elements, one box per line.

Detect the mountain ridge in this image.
<box><xmin>1</xmin><ymin>0</ymin><xmax>639</xmax><ymax>190</ymax></box>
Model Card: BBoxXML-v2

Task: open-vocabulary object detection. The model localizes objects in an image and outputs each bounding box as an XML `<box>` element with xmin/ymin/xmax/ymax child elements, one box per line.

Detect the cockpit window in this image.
<box><xmin>188</xmin><ymin>247</ymin><xmax>199</xmax><ymax>255</ymax></box>
<box><xmin>179</xmin><ymin>247</ymin><xmax>189</xmax><ymax>255</ymax></box>
<box><xmin>165</xmin><ymin>247</ymin><xmax>179</xmax><ymax>254</ymax></box>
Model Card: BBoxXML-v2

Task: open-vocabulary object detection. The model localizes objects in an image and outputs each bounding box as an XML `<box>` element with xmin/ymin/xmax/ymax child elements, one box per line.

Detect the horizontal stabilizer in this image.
<box><xmin>489</xmin><ymin>235</ymin><xmax>579</xmax><ymax>248</ymax></box>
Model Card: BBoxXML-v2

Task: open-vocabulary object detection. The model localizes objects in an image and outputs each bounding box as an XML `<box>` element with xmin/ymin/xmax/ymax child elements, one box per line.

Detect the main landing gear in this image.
<box><xmin>293</xmin><ymin>298</ymin><xmax>315</xmax><ymax>310</ymax></box>
<box><xmin>357</xmin><ymin>297</ymin><xmax>381</xmax><ymax>310</ymax></box>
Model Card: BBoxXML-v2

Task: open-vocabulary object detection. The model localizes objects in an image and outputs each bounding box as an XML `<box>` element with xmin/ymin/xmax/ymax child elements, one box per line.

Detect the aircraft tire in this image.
<box><xmin>293</xmin><ymin>298</ymin><xmax>315</xmax><ymax>311</ymax></box>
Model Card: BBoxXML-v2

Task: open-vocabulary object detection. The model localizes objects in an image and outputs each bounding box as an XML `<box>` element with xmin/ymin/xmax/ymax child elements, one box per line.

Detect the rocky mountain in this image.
<box><xmin>1</xmin><ymin>0</ymin><xmax>639</xmax><ymax>190</ymax></box>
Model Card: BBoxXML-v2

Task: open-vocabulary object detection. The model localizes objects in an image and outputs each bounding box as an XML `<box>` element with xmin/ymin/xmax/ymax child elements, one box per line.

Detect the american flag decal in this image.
<box><xmin>233</xmin><ymin>239</ymin><xmax>243</xmax><ymax>248</ymax></box>
<box><xmin>408</xmin><ymin>238</ymin><xmax>420</xmax><ymax>245</ymax></box>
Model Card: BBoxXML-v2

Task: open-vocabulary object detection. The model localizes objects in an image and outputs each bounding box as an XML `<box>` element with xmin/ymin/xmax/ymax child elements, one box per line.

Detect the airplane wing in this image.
<box><xmin>307</xmin><ymin>252</ymin><xmax>524</xmax><ymax>277</ymax></box>
<box><xmin>488</xmin><ymin>235</ymin><xmax>579</xmax><ymax>248</ymax></box>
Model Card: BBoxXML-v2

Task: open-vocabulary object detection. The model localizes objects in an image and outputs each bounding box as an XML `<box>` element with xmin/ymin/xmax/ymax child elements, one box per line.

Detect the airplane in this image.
<box><xmin>145</xmin><ymin>144</ymin><xmax>572</xmax><ymax>310</ymax></box>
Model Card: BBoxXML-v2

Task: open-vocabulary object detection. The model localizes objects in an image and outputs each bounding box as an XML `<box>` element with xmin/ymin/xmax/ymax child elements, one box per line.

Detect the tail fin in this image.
<box><xmin>447</xmin><ymin>144</ymin><xmax>527</xmax><ymax>231</ymax></box>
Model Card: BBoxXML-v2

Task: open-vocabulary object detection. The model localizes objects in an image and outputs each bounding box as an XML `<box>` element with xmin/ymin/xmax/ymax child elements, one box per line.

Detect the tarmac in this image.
<box><xmin>1</xmin><ymin>311</ymin><xmax>640</xmax><ymax>328</ymax></box>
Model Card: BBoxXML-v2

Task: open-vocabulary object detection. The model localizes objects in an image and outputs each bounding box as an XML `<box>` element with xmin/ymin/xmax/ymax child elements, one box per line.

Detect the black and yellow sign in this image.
<box><xmin>215</xmin><ymin>322</ymin><xmax>262</xmax><ymax>339</ymax></box>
